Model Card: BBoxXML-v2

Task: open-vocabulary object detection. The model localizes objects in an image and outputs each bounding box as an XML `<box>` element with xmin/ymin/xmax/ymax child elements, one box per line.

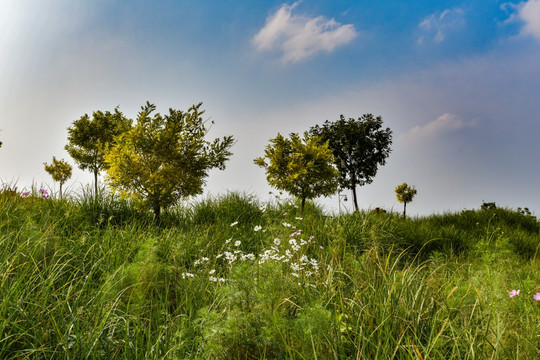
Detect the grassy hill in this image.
<box><xmin>1</xmin><ymin>188</ymin><xmax>539</xmax><ymax>359</ymax></box>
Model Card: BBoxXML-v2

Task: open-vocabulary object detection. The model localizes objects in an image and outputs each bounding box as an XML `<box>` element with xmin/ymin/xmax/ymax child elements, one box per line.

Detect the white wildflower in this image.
<box><xmin>230</xmin><ymin>221</ymin><xmax>238</xmax><ymax>227</ymax></box>
<box><xmin>234</xmin><ymin>240</ymin><xmax>241</xmax><ymax>247</ymax></box>
<box><xmin>254</xmin><ymin>225</ymin><xmax>262</xmax><ymax>232</ymax></box>
<box><xmin>273</xmin><ymin>238</ymin><xmax>281</xmax><ymax>246</ymax></box>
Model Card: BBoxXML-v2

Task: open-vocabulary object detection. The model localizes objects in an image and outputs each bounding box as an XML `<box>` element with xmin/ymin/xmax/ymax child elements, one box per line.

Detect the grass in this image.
<box><xmin>0</xmin><ymin>186</ymin><xmax>539</xmax><ymax>359</ymax></box>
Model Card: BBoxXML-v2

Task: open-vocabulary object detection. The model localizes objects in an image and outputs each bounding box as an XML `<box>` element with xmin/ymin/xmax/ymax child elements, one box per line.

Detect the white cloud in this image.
<box><xmin>418</xmin><ymin>8</ymin><xmax>465</xmax><ymax>44</ymax></box>
<box><xmin>253</xmin><ymin>2</ymin><xmax>357</xmax><ymax>64</ymax></box>
<box><xmin>516</xmin><ymin>0</ymin><xmax>540</xmax><ymax>40</ymax></box>
<box><xmin>401</xmin><ymin>113</ymin><xmax>478</xmax><ymax>141</ymax></box>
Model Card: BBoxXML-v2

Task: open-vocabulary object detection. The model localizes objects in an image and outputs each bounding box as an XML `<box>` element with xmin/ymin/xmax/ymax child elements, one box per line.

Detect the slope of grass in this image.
<box><xmin>0</xmin><ymin>188</ymin><xmax>539</xmax><ymax>359</ymax></box>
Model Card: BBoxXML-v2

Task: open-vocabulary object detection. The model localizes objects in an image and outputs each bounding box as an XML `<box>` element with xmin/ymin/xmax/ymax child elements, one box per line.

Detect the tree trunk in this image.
<box><xmin>94</xmin><ymin>170</ymin><xmax>99</xmax><ymax>197</ymax></box>
<box><xmin>352</xmin><ymin>187</ymin><xmax>359</xmax><ymax>212</ymax></box>
<box><xmin>59</xmin><ymin>182</ymin><xmax>63</xmax><ymax>199</ymax></box>
<box><xmin>403</xmin><ymin>202</ymin><xmax>407</xmax><ymax>219</ymax></box>
<box><xmin>301</xmin><ymin>197</ymin><xmax>306</xmax><ymax>214</ymax></box>
<box><xmin>153</xmin><ymin>204</ymin><xmax>161</xmax><ymax>225</ymax></box>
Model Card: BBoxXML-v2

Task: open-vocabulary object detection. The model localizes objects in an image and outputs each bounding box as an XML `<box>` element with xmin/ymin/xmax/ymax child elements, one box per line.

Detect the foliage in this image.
<box><xmin>395</xmin><ymin>182</ymin><xmax>418</xmax><ymax>218</ymax></box>
<box><xmin>310</xmin><ymin>114</ymin><xmax>392</xmax><ymax>211</ymax></box>
<box><xmin>65</xmin><ymin>107</ymin><xmax>131</xmax><ymax>195</ymax></box>
<box><xmin>254</xmin><ymin>132</ymin><xmax>339</xmax><ymax>213</ymax></box>
<box><xmin>44</xmin><ymin>157</ymin><xmax>72</xmax><ymax>198</ymax></box>
<box><xmin>105</xmin><ymin>102</ymin><xmax>234</xmax><ymax>222</ymax></box>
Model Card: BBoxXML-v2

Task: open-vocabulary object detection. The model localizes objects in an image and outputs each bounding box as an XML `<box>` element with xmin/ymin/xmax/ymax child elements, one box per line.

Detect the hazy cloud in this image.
<box><xmin>401</xmin><ymin>113</ymin><xmax>478</xmax><ymax>141</ymax></box>
<box><xmin>418</xmin><ymin>8</ymin><xmax>465</xmax><ymax>44</ymax></box>
<box><xmin>253</xmin><ymin>2</ymin><xmax>357</xmax><ymax>64</ymax></box>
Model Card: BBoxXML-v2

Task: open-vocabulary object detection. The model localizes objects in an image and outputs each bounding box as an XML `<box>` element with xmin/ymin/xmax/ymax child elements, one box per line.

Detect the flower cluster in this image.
<box><xmin>181</xmin><ymin>220</ymin><xmax>322</xmax><ymax>288</ymax></box>
<box><xmin>508</xmin><ymin>289</ymin><xmax>540</xmax><ymax>300</ymax></box>
<box><xmin>21</xmin><ymin>189</ymin><xmax>50</xmax><ymax>199</ymax></box>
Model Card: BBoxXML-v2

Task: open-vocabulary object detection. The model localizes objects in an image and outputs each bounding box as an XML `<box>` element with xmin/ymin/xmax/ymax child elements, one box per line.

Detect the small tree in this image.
<box><xmin>65</xmin><ymin>107</ymin><xmax>131</xmax><ymax>195</ymax></box>
<box><xmin>310</xmin><ymin>114</ymin><xmax>392</xmax><ymax>212</ymax></box>
<box><xmin>254</xmin><ymin>132</ymin><xmax>338</xmax><ymax>213</ymax></box>
<box><xmin>395</xmin><ymin>182</ymin><xmax>417</xmax><ymax>218</ymax></box>
<box><xmin>105</xmin><ymin>102</ymin><xmax>234</xmax><ymax>222</ymax></box>
<box><xmin>44</xmin><ymin>157</ymin><xmax>73</xmax><ymax>199</ymax></box>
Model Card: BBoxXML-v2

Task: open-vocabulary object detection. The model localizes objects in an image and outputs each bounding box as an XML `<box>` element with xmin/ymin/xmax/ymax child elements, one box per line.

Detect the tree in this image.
<box><xmin>395</xmin><ymin>182</ymin><xmax>417</xmax><ymax>218</ymax></box>
<box><xmin>254</xmin><ymin>132</ymin><xmax>339</xmax><ymax>213</ymax></box>
<box><xmin>310</xmin><ymin>114</ymin><xmax>392</xmax><ymax>212</ymax></box>
<box><xmin>44</xmin><ymin>157</ymin><xmax>73</xmax><ymax>199</ymax></box>
<box><xmin>65</xmin><ymin>107</ymin><xmax>131</xmax><ymax>195</ymax></box>
<box><xmin>105</xmin><ymin>102</ymin><xmax>234</xmax><ymax>222</ymax></box>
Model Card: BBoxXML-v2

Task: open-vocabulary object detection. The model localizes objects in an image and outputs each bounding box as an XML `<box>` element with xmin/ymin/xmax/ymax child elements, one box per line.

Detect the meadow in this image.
<box><xmin>0</xmin><ymin>187</ymin><xmax>539</xmax><ymax>359</ymax></box>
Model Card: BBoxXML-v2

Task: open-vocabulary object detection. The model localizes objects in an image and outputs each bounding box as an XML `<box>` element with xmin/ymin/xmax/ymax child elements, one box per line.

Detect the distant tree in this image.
<box><xmin>310</xmin><ymin>114</ymin><xmax>392</xmax><ymax>212</ymax></box>
<box><xmin>44</xmin><ymin>157</ymin><xmax>73</xmax><ymax>199</ymax></box>
<box><xmin>395</xmin><ymin>182</ymin><xmax>417</xmax><ymax>218</ymax></box>
<box><xmin>105</xmin><ymin>102</ymin><xmax>234</xmax><ymax>222</ymax></box>
<box><xmin>65</xmin><ymin>107</ymin><xmax>131</xmax><ymax>195</ymax></box>
<box><xmin>254</xmin><ymin>132</ymin><xmax>339</xmax><ymax>213</ymax></box>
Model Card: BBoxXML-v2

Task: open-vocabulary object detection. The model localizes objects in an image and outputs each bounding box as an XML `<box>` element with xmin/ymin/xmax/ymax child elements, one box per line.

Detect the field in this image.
<box><xmin>1</xmin><ymin>188</ymin><xmax>539</xmax><ymax>359</ymax></box>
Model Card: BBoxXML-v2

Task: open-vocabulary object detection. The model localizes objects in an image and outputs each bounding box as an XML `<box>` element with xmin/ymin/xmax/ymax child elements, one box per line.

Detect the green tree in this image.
<box><xmin>254</xmin><ymin>132</ymin><xmax>338</xmax><ymax>213</ymax></box>
<box><xmin>395</xmin><ymin>182</ymin><xmax>417</xmax><ymax>218</ymax></box>
<box><xmin>105</xmin><ymin>102</ymin><xmax>234</xmax><ymax>222</ymax></box>
<box><xmin>44</xmin><ymin>157</ymin><xmax>73</xmax><ymax>199</ymax></box>
<box><xmin>310</xmin><ymin>114</ymin><xmax>392</xmax><ymax>212</ymax></box>
<box><xmin>65</xmin><ymin>107</ymin><xmax>131</xmax><ymax>195</ymax></box>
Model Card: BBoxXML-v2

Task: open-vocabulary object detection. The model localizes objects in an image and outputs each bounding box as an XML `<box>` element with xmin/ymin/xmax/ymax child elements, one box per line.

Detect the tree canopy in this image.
<box><xmin>254</xmin><ymin>132</ymin><xmax>338</xmax><ymax>213</ymax></box>
<box><xmin>44</xmin><ymin>157</ymin><xmax>73</xmax><ymax>199</ymax></box>
<box><xmin>310</xmin><ymin>114</ymin><xmax>392</xmax><ymax>211</ymax></box>
<box><xmin>105</xmin><ymin>102</ymin><xmax>234</xmax><ymax>222</ymax></box>
<box><xmin>395</xmin><ymin>182</ymin><xmax>417</xmax><ymax>218</ymax></box>
<box><xmin>65</xmin><ymin>107</ymin><xmax>131</xmax><ymax>195</ymax></box>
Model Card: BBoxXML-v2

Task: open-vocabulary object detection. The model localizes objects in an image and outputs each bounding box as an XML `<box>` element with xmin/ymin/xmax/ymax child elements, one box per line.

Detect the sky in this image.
<box><xmin>1</xmin><ymin>0</ymin><xmax>540</xmax><ymax>216</ymax></box>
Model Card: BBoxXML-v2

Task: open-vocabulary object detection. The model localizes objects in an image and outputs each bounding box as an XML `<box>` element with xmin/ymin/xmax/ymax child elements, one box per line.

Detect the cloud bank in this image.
<box><xmin>253</xmin><ymin>2</ymin><xmax>357</xmax><ymax>64</ymax></box>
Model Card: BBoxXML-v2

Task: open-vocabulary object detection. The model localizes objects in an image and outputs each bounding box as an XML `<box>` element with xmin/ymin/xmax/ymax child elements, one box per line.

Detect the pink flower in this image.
<box><xmin>534</xmin><ymin>293</ymin><xmax>540</xmax><ymax>301</ymax></box>
<box><xmin>509</xmin><ymin>289</ymin><xmax>520</xmax><ymax>298</ymax></box>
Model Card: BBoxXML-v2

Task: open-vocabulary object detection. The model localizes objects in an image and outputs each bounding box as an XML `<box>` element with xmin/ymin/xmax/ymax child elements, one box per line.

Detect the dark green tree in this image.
<box><xmin>310</xmin><ymin>114</ymin><xmax>392</xmax><ymax>212</ymax></box>
<box><xmin>105</xmin><ymin>102</ymin><xmax>234</xmax><ymax>222</ymax></box>
<box><xmin>254</xmin><ymin>132</ymin><xmax>339</xmax><ymax>213</ymax></box>
<box><xmin>395</xmin><ymin>182</ymin><xmax>417</xmax><ymax>218</ymax></box>
<box><xmin>65</xmin><ymin>107</ymin><xmax>131</xmax><ymax>195</ymax></box>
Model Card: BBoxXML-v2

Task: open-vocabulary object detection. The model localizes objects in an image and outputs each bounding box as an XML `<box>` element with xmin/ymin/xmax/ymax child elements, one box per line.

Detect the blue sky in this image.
<box><xmin>1</xmin><ymin>0</ymin><xmax>540</xmax><ymax>215</ymax></box>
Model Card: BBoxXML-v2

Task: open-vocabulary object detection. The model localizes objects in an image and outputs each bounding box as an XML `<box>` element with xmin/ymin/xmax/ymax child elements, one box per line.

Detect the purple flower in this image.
<box><xmin>534</xmin><ymin>293</ymin><xmax>540</xmax><ymax>301</ymax></box>
<box><xmin>509</xmin><ymin>289</ymin><xmax>520</xmax><ymax>298</ymax></box>
<box><xmin>21</xmin><ymin>192</ymin><xmax>30</xmax><ymax>196</ymax></box>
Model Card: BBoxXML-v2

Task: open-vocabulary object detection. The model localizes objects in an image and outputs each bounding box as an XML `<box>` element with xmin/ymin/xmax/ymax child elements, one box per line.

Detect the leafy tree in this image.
<box><xmin>395</xmin><ymin>182</ymin><xmax>417</xmax><ymax>218</ymax></box>
<box><xmin>310</xmin><ymin>114</ymin><xmax>392</xmax><ymax>212</ymax></box>
<box><xmin>44</xmin><ymin>157</ymin><xmax>73</xmax><ymax>199</ymax></box>
<box><xmin>105</xmin><ymin>102</ymin><xmax>234</xmax><ymax>222</ymax></box>
<box><xmin>254</xmin><ymin>132</ymin><xmax>338</xmax><ymax>213</ymax></box>
<box><xmin>65</xmin><ymin>107</ymin><xmax>131</xmax><ymax>195</ymax></box>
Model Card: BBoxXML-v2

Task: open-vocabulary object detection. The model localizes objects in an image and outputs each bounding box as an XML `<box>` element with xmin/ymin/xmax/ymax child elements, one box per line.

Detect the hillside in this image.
<box><xmin>1</xmin><ymin>189</ymin><xmax>539</xmax><ymax>359</ymax></box>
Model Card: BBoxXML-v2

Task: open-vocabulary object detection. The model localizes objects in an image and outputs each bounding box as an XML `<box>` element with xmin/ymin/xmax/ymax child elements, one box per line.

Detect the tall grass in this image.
<box><xmin>0</xmin><ymin>186</ymin><xmax>539</xmax><ymax>359</ymax></box>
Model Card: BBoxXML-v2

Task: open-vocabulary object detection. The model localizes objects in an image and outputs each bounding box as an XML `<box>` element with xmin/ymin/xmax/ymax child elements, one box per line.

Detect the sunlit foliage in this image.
<box><xmin>254</xmin><ymin>132</ymin><xmax>338</xmax><ymax>213</ymax></box>
<box><xmin>105</xmin><ymin>102</ymin><xmax>234</xmax><ymax>222</ymax></box>
<box><xmin>65</xmin><ymin>107</ymin><xmax>131</xmax><ymax>195</ymax></box>
<box><xmin>395</xmin><ymin>182</ymin><xmax>418</xmax><ymax>218</ymax></box>
<box><xmin>43</xmin><ymin>157</ymin><xmax>72</xmax><ymax>199</ymax></box>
